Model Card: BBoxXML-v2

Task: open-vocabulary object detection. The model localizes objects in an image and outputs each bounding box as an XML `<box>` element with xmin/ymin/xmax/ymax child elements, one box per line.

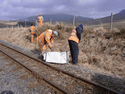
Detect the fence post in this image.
<box><xmin>36</xmin><ymin>19</ymin><xmax>37</xmax><ymax>24</ymax></box>
<box><xmin>110</xmin><ymin>13</ymin><xmax>113</xmax><ymax>30</ymax></box>
<box><xmin>50</xmin><ymin>18</ymin><xmax>52</xmax><ymax>24</ymax></box>
<box><xmin>73</xmin><ymin>15</ymin><xmax>75</xmax><ymax>26</ymax></box>
<box><xmin>12</xmin><ymin>25</ymin><xmax>13</xmax><ymax>30</ymax></box>
<box><xmin>18</xmin><ymin>23</ymin><xmax>19</xmax><ymax>30</ymax></box>
<box><xmin>34</xmin><ymin>21</ymin><xmax>35</xmax><ymax>26</ymax></box>
<box><xmin>36</xmin><ymin>17</ymin><xmax>37</xmax><ymax>26</ymax></box>
<box><xmin>25</xmin><ymin>22</ymin><xmax>26</xmax><ymax>28</ymax></box>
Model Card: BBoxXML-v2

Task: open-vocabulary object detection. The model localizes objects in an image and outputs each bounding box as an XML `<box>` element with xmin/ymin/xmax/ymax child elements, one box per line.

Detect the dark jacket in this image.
<box><xmin>75</xmin><ymin>26</ymin><xmax>82</xmax><ymax>41</ymax></box>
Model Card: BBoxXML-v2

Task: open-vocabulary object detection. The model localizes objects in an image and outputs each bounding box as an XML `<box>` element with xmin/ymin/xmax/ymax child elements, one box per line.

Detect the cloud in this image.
<box><xmin>0</xmin><ymin>0</ymin><xmax>125</xmax><ymax>20</ymax></box>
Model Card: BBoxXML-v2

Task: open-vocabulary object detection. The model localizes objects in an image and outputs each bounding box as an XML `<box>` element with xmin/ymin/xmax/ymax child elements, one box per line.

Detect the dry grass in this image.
<box><xmin>90</xmin><ymin>20</ymin><xmax>125</xmax><ymax>30</ymax></box>
<box><xmin>0</xmin><ymin>21</ymin><xmax>17</xmax><ymax>25</ymax></box>
<box><xmin>0</xmin><ymin>22</ymin><xmax>125</xmax><ymax>79</ymax></box>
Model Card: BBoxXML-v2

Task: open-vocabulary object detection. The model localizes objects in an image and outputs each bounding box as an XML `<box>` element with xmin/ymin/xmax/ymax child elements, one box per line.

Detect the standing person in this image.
<box><xmin>37</xmin><ymin>13</ymin><xmax>44</xmax><ymax>27</ymax></box>
<box><xmin>37</xmin><ymin>29</ymin><xmax>58</xmax><ymax>52</ymax></box>
<box><xmin>29</xmin><ymin>24</ymin><xmax>38</xmax><ymax>43</ymax></box>
<box><xmin>68</xmin><ymin>24</ymin><xmax>83</xmax><ymax>65</ymax></box>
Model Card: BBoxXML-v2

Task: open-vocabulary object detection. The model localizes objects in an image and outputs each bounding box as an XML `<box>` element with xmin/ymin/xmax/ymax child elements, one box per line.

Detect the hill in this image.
<box><xmin>19</xmin><ymin>13</ymin><xmax>93</xmax><ymax>23</ymax></box>
<box><xmin>87</xmin><ymin>9</ymin><xmax>125</xmax><ymax>25</ymax></box>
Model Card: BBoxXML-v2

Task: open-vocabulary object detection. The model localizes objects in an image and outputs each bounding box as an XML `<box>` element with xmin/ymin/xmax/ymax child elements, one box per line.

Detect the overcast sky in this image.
<box><xmin>0</xmin><ymin>0</ymin><xmax>125</xmax><ymax>20</ymax></box>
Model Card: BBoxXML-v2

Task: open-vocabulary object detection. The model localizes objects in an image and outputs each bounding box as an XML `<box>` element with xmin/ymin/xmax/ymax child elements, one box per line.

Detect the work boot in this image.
<box><xmin>75</xmin><ymin>63</ymin><xmax>79</xmax><ymax>66</ymax></box>
<box><xmin>75</xmin><ymin>63</ymin><xmax>79</xmax><ymax>65</ymax></box>
<box><xmin>72</xmin><ymin>63</ymin><xmax>79</xmax><ymax>65</ymax></box>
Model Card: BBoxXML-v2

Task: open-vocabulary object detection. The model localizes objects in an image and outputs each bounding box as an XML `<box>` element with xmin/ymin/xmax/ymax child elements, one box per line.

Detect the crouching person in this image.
<box><xmin>37</xmin><ymin>29</ymin><xmax>58</xmax><ymax>53</ymax></box>
<box><xmin>29</xmin><ymin>24</ymin><xmax>38</xmax><ymax>43</ymax></box>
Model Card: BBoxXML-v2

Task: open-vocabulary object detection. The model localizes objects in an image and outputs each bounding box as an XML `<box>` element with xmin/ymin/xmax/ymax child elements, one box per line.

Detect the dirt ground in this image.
<box><xmin>0</xmin><ymin>22</ymin><xmax>125</xmax><ymax>80</ymax></box>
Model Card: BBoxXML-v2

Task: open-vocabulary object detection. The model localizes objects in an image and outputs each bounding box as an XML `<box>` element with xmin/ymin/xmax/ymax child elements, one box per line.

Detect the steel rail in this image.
<box><xmin>0</xmin><ymin>50</ymin><xmax>70</xmax><ymax>94</ymax></box>
<box><xmin>0</xmin><ymin>43</ymin><xmax>121</xmax><ymax>94</ymax></box>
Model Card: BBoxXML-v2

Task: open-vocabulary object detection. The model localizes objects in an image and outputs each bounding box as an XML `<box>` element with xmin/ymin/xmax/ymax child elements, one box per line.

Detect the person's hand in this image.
<box><xmin>40</xmin><ymin>51</ymin><xmax>45</xmax><ymax>56</ymax></box>
<box><xmin>50</xmin><ymin>47</ymin><xmax>53</xmax><ymax>51</ymax></box>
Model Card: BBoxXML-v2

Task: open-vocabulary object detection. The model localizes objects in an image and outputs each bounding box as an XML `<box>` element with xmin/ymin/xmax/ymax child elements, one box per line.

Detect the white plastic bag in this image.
<box><xmin>42</xmin><ymin>51</ymin><xmax>69</xmax><ymax>64</ymax></box>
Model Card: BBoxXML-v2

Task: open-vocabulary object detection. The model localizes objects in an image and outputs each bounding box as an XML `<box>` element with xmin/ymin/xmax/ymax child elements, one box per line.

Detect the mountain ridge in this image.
<box><xmin>18</xmin><ymin>9</ymin><xmax>125</xmax><ymax>25</ymax></box>
<box><xmin>87</xmin><ymin>9</ymin><xmax>125</xmax><ymax>25</ymax></box>
<box><xmin>19</xmin><ymin>13</ymin><xmax>93</xmax><ymax>23</ymax></box>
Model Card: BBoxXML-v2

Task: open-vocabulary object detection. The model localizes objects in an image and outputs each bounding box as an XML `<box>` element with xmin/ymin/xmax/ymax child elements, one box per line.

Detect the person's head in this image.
<box><xmin>31</xmin><ymin>24</ymin><xmax>33</xmax><ymax>26</ymax></box>
<box><xmin>79</xmin><ymin>24</ymin><xmax>83</xmax><ymax>30</ymax></box>
<box><xmin>52</xmin><ymin>30</ymin><xmax>58</xmax><ymax>37</ymax></box>
<box><xmin>40</xmin><ymin>13</ymin><xmax>42</xmax><ymax>16</ymax></box>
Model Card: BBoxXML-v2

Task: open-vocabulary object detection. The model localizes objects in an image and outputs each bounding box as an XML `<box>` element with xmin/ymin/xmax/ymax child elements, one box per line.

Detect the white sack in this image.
<box><xmin>42</xmin><ymin>51</ymin><xmax>69</xmax><ymax>64</ymax></box>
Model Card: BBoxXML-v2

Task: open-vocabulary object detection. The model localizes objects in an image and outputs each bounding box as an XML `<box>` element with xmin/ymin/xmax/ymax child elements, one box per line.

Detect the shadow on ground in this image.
<box><xmin>91</xmin><ymin>73</ymin><xmax>125</xmax><ymax>94</ymax></box>
<box><xmin>1</xmin><ymin>90</ymin><xmax>14</xmax><ymax>94</ymax></box>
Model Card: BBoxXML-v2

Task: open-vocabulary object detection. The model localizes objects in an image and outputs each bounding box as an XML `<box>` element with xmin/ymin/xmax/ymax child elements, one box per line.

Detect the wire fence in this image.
<box><xmin>0</xmin><ymin>13</ymin><xmax>125</xmax><ymax>30</ymax></box>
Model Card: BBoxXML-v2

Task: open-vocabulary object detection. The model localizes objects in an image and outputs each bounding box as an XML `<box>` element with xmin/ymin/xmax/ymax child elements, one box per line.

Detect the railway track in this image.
<box><xmin>0</xmin><ymin>43</ymin><xmax>121</xmax><ymax>94</ymax></box>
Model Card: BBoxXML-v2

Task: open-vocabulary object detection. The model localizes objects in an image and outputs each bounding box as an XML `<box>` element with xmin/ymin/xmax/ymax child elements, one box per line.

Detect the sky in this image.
<box><xmin>0</xmin><ymin>0</ymin><xmax>125</xmax><ymax>20</ymax></box>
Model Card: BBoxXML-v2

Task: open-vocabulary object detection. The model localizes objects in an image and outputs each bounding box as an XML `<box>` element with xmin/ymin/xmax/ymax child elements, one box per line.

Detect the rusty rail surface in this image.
<box><xmin>0</xmin><ymin>50</ymin><xmax>70</xmax><ymax>94</ymax></box>
<box><xmin>0</xmin><ymin>43</ymin><xmax>121</xmax><ymax>94</ymax></box>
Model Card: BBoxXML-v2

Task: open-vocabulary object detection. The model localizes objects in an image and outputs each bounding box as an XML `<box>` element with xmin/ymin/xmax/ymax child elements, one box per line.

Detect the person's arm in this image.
<box><xmin>29</xmin><ymin>27</ymin><xmax>31</xmax><ymax>32</ymax></box>
<box><xmin>50</xmin><ymin>36</ymin><xmax>54</xmax><ymax>44</ymax></box>
<box><xmin>45</xmin><ymin>33</ymin><xmax>52</xmax><ymax>48</ymax></box>
<box><xmin>76</xmin><ymin>27</ymin><xmax>81</xmax><ymax>41</ymax></box>
<box><xmin>34</xmin><ymin>27</ymin><xmax>37</xmax><ymax>32</ymax></box>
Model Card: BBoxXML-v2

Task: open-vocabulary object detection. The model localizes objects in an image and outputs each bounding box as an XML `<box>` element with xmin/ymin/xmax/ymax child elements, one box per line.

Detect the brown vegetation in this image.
<box><xmin>0</xmin><ymin>22</ymin><xmax>125</xmax><ymax>79</ymax></box>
